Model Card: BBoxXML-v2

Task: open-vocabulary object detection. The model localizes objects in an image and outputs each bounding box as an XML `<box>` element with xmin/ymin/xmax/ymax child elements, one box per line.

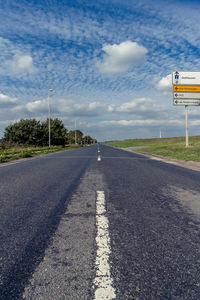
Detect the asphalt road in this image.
<box><xmin>1</xmin><ymin>145</ymin><xmax>200</xmax><ymax>299</ymax></box>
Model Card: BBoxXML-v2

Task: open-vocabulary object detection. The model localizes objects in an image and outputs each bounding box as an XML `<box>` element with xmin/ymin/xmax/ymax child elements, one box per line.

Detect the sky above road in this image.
<box><xmin>1</xmin><ymin>0</ymin><xmax>200</xmax><ymax>141</ymax></box>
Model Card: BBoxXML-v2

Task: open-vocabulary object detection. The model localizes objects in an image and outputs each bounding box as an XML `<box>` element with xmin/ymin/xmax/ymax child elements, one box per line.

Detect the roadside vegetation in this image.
<box><xmin>0</xmin><ymin>143</ymin><xmax>81</xmax><ymax>163</ymax></box>
<box><xmin>0</xmin><ymin>118</ymin><xmax>97</xmax><ymax>163</ymax></box>
<box><xmin>104</xmin><ymin>136</ymin><xmax>200</xmax><ymax>161</ymax></box>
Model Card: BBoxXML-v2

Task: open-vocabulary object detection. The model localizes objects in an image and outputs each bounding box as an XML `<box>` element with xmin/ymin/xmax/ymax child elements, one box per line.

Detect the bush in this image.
<box><xmin>19</xmin><ymin>150</ymin><xmax>32</xmax><ymax>158</ymax></box>
<box><xmin>0</xmin><ymin>154</ymin><xmax>6</xmax><ymax>163</ymax></box>
<box><xmin>3</xmin><ymin>118</ymin><xmax>68</xmax><ymax>147</ymax></box>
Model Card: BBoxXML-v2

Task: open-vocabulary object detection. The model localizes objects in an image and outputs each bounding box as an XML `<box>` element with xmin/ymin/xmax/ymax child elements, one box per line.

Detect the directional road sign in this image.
<box><xmin>173</xmin><ymin>71</ymin><xmax>200</xmax><ymax>106</ymax></box>
<box><xmin>173</xmin><ymin>99</ymin><xmax>200</xmax><ymax>106</ymax></box>
<box><xmin>172</xmin><ymin>70</ymin><xmax>200</xmax><ymax>147</ymax></box>
<box><xmin>172</xmin><ymin>71</ymin><xmax>200</xmax><ymax>85</ymax></box>
<box><xmin>173</xmin><ymin>85</ymin><xmax>200</xmax><ymax>92</ymax></box>
<box><xmin>174</xmin><ymin>92</ymin><xmax>200</xmax><ymax>99</ymax></box>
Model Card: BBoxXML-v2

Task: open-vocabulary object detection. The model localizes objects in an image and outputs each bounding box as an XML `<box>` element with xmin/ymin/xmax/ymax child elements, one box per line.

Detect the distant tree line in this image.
<box><xmin>3</xmin><ymin>118</ymin><xmax>97</xmax><ymax>146</ymax></box>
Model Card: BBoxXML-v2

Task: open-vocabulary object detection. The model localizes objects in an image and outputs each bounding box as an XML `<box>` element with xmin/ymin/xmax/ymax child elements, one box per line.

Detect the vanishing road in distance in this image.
<box><xmin>1</xmin><ymin>144</ymin><xmax>200</xmax><ymax>299</ymax></box>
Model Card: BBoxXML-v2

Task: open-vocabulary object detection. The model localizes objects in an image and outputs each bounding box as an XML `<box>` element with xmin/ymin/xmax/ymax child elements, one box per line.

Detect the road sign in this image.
<box><xmin>173</xmin><ymin>85</ymin><xmax>200</xmax><ymax>92</ymax></box>
<box><xmin>173</xmin><ymin>99</ymin><xmax>200</xmax><ymax>106</ymax></box>
<box><xmin>172</xmin><ymin>70</ymin><xmax>200</xmax><ymax>147</ymax></box>
<box><xmin>173</xmin><ymin>92</ymin><xmax>200</xmax><ymax>99</ymax></box>
<box><xmin>172</xmin><ymin>71</ymin><xmax>200</xmax><ymax>85</ymax></box>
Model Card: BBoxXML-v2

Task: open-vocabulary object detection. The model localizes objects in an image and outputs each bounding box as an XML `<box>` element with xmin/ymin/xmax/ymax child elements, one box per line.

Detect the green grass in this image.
<box><xmin>104</xmin><ymin>136</ymin><xmax>200</xmax><ymax>161</ymax></box>
<box><xmin>0</xmin><ymin>144</ymin><xmax>82</xmax><ymax>163</ymax></box>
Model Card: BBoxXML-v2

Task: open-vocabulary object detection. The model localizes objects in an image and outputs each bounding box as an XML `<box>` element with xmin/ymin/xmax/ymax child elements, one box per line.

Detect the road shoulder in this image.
<box><xmin>121</xmin><ymin>147</ymin><xmax>200</xmax><ymax>172</ymax></box>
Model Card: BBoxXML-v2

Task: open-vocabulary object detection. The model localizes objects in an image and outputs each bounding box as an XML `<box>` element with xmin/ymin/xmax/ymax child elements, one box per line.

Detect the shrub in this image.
<box><xmin>19</xmin><ymin>150</ymin><xmax>32</xmax><ymax>158</ymax></box>
<box><xmin>0</xmin><ymin>154</ymin><xmax>6</xmax><ymax>163</ymax></box>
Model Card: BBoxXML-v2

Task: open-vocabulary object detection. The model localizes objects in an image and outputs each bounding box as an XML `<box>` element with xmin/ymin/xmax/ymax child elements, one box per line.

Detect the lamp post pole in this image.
<box><xmin>48</xmin><ymin>89</ymin><xmax>53</xmax><ymax>148</ymax></box>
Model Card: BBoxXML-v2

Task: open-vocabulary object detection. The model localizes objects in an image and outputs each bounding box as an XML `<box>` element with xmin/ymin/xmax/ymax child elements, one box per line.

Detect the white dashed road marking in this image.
<box><xmin>93</xmin><ymin>191</ymin><xmax>116</xmax><ymax>299</ymax></box>
<box><xmin>97</xmin><ymin>156</ymin><xmax>101</xmax><ymax>161</ymax></box>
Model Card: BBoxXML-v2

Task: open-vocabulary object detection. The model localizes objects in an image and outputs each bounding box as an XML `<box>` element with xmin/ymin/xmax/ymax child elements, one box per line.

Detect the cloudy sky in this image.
<box><xmin>0</xmin><ymin>0</ymin><xmax>200</xmax><ymax>141</ymax></box>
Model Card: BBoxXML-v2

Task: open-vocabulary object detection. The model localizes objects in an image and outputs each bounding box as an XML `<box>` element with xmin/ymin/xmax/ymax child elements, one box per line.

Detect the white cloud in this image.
<box><xmin>116</xmin><ymin>98</ymin><xmax>155</xmax><ymax>113</ymax></box>
<box><xmin>89</xmin><ymin>101</ymin><xmax>105</xmax><ymax>110</ymax></box>
<box><xmin>10</xmin><ymin>97</ymin><xmax>168</xmax><ymax>122</ymax></box>
<box><xmin>108</xmin><ymin>97</ymin><xmax>168</xmax><ymax>118</ymax></box>
<box><xmin>156</xmin><ymin>74</ymin><xmax>172</xmax><ymax>94</ymax></box>
<box><xmin>56</xmin><ymin>100</ymin><xmax>106</xmax><ymax>116</ymax></box>
<box><xmin>4</xmin><ymin>54</ymin><xmax>38</xmax><ymax>75</ymax></box>
<box><xmin>107</xmin><ymin>104</ymin><xmax>115</xmax><ymax>112</ymax></box>
<box><xmin>190</xmin><ymin>120</ymin><xmax>200</xmax><ymax>126</ymax></box>
<box><xmin>11</xmin><ymin>99</ymin><xmax>48</xmax><ymax>116</ymax></box>
<box><xmin>0</xmin><ymin>93</ymin><xmax>17</xmax><ymax>108</ymax></box>
<box><xmin>11</xmin><ymin>98</ymin><xmax>107</xmax><ymax>119</ymax></box>
<box><xmin>97</xmin><ymin>41</ymin><xmax>148</xmax><ymax>75</ymax></box>
<box><xmin>101</xmin><ymin>119</ymin><xmax>183</xmax><ymax>127</ymax></box>
<box><xmin>26</xmin><ymin>100</ymin><xmax>47</xmax><ymax>113</ymax></box>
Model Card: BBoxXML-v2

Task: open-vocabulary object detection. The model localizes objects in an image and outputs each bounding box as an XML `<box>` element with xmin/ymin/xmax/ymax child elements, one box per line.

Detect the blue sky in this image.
<box><xmin>0</xmin><ymin>0</ymin><xmax>200</xmax><ymax>141</ymax></box>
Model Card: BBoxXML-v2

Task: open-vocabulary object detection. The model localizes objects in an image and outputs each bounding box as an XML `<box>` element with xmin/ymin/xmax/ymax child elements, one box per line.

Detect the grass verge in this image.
<box><xmin>104</xmin><ymin>136</ymin><xmax>200</xmax><ymax>161</ymax></box>
<box><xmin>0</xmin><ymin>144</ymin><xmax>81</xmax><ymax>163</ymax></box>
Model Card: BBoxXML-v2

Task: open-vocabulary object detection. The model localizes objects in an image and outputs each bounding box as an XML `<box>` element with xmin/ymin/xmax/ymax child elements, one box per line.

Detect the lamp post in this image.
<box><xmin>48</xmin><ymin>89</ymin><xmax>53</xmax><ymax>147</ymax></box>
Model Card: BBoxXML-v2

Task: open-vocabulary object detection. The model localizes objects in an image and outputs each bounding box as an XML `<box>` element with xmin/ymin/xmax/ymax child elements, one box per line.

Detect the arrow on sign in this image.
<box><xmin>175</xmin><ymin>93</ymin><xmax>178</xmax><ymax>97</ymax></box>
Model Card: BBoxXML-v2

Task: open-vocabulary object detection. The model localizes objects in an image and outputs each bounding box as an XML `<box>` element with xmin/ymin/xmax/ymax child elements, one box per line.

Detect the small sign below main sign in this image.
<box><xmin>173</xmin><ymin>99</ymin><xmax>200</xmax><ymax>106</ymax></box>
<box><xmin>174</xmin><ymin>92</ymin><xmax>200</xmax><ymax>99</ymax></box>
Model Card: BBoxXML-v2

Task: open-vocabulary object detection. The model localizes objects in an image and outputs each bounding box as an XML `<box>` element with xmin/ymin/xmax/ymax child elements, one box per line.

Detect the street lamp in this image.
<box><xmin>48</xmin><ymin>89</ymin><xmax>53</xmax><ymax>147</ymax></box>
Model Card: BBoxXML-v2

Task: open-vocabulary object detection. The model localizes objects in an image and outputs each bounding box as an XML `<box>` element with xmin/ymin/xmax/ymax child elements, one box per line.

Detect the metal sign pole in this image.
<box><xmin>185</xmin><ymin>105</ymin><xmax>189</xmax><ymax>148</ymax></box>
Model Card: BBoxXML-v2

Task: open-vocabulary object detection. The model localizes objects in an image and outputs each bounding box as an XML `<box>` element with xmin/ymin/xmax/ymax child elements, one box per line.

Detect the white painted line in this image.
<box><xmin>97</xmin><ymin>156</ymin><xmax>101</xmax><ymax>161</ymax></box>
<box><xmin>98</xmin><ymin>150</ymin><xmax>100</xmax><ymax>153</ymax></box>
<box><xmin>93</xmin><ymin>191</ymin><xmax>116</xmax><ymax>300</ymax></box>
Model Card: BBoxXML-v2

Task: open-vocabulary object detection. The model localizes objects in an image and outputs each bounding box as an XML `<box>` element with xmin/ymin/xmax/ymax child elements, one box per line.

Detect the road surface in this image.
<box><xmin>1</xmin><ymin>144</ymin><xmax>200</xmax><ymax>299</ymax></box>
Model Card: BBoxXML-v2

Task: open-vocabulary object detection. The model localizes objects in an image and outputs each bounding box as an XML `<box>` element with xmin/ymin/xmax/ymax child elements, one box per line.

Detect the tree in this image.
<box><xmin>67</xmin><ymin>130</ymin><xmax>83</xmax><ymax>144</ymax></box>
<box><xmin>83</xmin><ymin>135</ymin><xmax>97</xmax><ymax>144</ymax></box>
<box><xmin>41</xmin><ymin>118</ymin><xmax>67</xmax><ymax>146</ymax></box>
<box><xmin>3</xmin><ymin>119</ymin><xmax>42</xmax><ymax>146</ymax></box>
<box><xmin>3</xmin><ymin>118</ymin><xmax>68</xmax><ymax>146</ymax></box>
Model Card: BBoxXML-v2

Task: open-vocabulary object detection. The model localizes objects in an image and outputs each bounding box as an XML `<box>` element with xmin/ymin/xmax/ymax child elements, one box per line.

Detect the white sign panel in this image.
<box><xmin>173</xmin><ymin>99</ymin><xmax>200</xmax><ymax>106</ymax></box>
<box><xmin>172</xmin><ymin>71</ymin><xmax>200</xmax><ymax>85</ymax></box>
<box><xmin>173</xmin><ymin>92</ymin><xmax>200</xmax><ymax>99</ymax></box>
